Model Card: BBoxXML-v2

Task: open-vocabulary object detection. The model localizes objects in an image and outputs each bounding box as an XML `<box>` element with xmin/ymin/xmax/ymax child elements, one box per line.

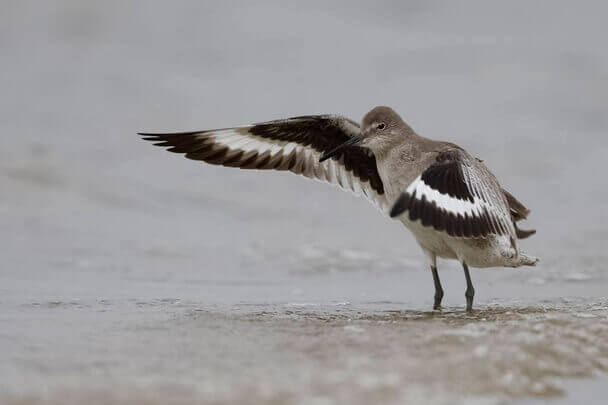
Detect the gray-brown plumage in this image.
<box><xmin>139</xmin><ymin>106</ymin><xmax>537</xmax><ymax>311</ymax></box>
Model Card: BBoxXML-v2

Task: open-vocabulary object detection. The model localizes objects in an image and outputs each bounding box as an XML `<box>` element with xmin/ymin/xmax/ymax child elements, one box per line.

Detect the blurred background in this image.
<box><xmin>1</xmin><ymin>1</ymin><xmax>607</xmax><ymax>404</ymax></box>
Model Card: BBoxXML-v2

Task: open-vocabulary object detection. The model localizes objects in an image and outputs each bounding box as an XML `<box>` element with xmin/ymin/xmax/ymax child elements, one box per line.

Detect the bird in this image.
<box><xmin>139</xmin><ymin>106</ymin><xmax>537</xmax><ymax>312</ymax></box>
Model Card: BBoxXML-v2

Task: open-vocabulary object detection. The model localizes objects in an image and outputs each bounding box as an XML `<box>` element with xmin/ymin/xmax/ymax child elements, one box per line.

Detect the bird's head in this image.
<box><xmin>319</xmin><ymin>106</ymin><xmax>410</xmax><ymax>162</ymax></box>
<box><xmin>360</xmin><ymin>106</ymin><xmax>405</xmax><ymax>146</ymax></box>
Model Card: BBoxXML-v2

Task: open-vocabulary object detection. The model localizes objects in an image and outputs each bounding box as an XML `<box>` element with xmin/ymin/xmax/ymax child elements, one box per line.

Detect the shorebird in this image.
<box><xmin>139</xmin><ymin>106</ymin><xmax>537</xmax><ymax>311</ymax></box>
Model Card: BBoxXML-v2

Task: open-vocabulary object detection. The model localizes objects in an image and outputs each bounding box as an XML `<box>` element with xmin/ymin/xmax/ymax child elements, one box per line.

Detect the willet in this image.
<box><xmin>139</xmin><ymin>106</ymin><xmax>537</xmax><ymax>311</ymax></box>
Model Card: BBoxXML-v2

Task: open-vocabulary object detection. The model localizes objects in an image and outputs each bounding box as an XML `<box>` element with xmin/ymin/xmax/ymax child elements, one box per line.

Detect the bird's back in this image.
<box><xmin>375</xmin><ymin>135</ymin><xmax>463</xmax><ymax>199</ymax></box>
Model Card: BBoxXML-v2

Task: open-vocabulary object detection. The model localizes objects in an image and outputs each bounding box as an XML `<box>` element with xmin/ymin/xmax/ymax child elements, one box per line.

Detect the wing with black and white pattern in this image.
<box><xmin>139</xmin><ymin>115</ymin><xmax>388</xmax><ymax>211</ymax></box>
<box><xmin>390</xmin><ymin>149</ymin><xmax>515</xmax><ymax>239</ymax></box>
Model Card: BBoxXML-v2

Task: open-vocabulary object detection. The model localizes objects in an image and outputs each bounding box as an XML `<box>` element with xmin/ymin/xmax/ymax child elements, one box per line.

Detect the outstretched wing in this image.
<box><xmin>390</xmin><ymin>149</ymin><xmax>515</xmax><ymax>239</ymax></box>
<box><xmin>139</xmin><ymin>115</ymin><xmax>387</xmax><ymax>211</ymax></box>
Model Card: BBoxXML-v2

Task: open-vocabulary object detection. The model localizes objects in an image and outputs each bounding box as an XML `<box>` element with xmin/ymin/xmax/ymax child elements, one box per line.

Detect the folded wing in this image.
<box><xmin>139</xmin><ymin>115</ymin><xmax>387</xmax><ymax>211</ymax></box>
<box><xmin>390</xmin><ymin>149</ymin><xmax>516</xmax><ymax>239</ymax></box>
<box><xmin>502</xmin><ymin>188</ymin><xmax>536</xmax><ymax>239</ymax></box>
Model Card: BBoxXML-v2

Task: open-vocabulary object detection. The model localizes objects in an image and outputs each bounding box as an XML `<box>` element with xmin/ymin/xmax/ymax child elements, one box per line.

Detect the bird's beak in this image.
<box><xmin>319</xmin><ymin>136</ymin><xmax>362</xmax><ymax>162</ymax></box>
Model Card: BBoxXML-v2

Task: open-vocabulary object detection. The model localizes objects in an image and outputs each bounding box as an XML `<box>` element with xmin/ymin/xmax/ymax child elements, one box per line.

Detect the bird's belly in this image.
<box><xmin>400</xmin><ymin>218</ymin><xmax>457</xmax><ymax>259</ymax></box>
<box><xmin>399</xmin><ymin>218</ymin><xmax>517</xmax><ymax>268</ymax></box>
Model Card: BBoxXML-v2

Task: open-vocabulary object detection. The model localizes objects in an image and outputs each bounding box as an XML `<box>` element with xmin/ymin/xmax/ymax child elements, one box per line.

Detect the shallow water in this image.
<box><xmin>1</xmin><ymin>1</ymin><xmax>608</xmax><ymax>404</ymax></box>
<box><xmin>2</xmin><ymin>298</ymin><xmax>608</xmax><ymax>404</ymax></box>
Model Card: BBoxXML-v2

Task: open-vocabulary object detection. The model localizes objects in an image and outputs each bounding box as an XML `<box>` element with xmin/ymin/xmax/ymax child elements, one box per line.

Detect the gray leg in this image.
<box><xmin>462</xmin><ymin>263</ymin><xmax>475</xmax><ymax>312</ymax></box>
<box><xmin>431</xmin><ymin>265</ymin><xmax>444</xmax><ymax>310</ymax></box>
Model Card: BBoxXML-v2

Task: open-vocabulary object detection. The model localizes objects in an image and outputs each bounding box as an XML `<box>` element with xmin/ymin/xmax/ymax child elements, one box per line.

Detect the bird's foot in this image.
<box><xmin>465</xmin><ymin>293</ymin><xmax>474</xmax><ymax>313</ymax></box>
<box><xmin>433</xmin><ymin>295</ymin><xmax>443</xmax><ymax>311</ymax></box>
<box><xmin>433</xmin><ymin>290</ymin><xmax>444</xmax><ymax>311</ymax></box>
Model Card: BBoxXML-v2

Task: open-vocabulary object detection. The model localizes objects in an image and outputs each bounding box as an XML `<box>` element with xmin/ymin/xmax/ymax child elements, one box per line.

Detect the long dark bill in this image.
<box><xmin>319</xmin><ymin>136</ymin><xmax>362</xmax><ymax>162</ymax></box>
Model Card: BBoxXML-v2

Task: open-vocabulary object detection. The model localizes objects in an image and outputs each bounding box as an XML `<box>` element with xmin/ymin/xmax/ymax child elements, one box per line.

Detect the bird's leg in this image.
<box><xmin>431</xmin><ymin>265</ymin><xmax>444</xmax><ymax>310</ymax></box>
<box><xmin>462</xmin><ymin>262</ymin><xmax>475</xmax><ymax>312</ymax></box>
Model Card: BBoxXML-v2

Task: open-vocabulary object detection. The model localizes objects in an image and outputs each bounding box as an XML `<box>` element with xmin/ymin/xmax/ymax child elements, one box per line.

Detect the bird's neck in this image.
<box><xmin>372</xmin><ymin>134</ymin><xmax>422</xmax><ymax>199</ymax></box>
<box><xmin>371</xmin><ymin>129</ymin><xmax>418</xmax><ymax>160</ymax></box>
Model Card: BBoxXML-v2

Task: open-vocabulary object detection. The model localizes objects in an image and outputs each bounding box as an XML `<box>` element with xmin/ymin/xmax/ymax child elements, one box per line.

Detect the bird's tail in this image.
<box><xmin>515</xmin><ymin>223</ymin><xmax>536</xmax><ymax>239</ymax></box>
<box><xmin>517</xmin><ymin>252</ymin><xmax>539</xmax><ymax>266</ymax></box>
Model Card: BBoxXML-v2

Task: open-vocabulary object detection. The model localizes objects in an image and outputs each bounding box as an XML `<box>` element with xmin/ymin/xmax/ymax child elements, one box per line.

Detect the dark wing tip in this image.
<box><xmin>502</xmin><ymin>188</ymin><xmax>531</xmax><ymax>221</ymax></box>
<box><xmin>138</xmin><ymin>132</ymin><xmax>171</xmax><ymax>138</ymax></box>
<box><xmin>138</xmin><ymin>131</ymin><xmax>205</xmax><ymax>146</ymax></box>
<box><xmin>138</xmin><ymin>132</ymin><xmax>167</xmax><ymax>141</ymax></box>
<box><xmin>138</xmin><ymin>134</ymin><xmax>170</xmax><ymax>147</ymax></box>
<box><xmin>390</xmin><ymin>192</ymin><xmax>411</xmax><ymax>218</ymax></box>
<box><xmin>515</xmin><ymin>224</ymin><xmax>536</xmax><ymax>239</ymax></box>
<box><xmin>138</xmin><ymin>130</ymin><xmax>206</xmax><ymax>136</ymax></box>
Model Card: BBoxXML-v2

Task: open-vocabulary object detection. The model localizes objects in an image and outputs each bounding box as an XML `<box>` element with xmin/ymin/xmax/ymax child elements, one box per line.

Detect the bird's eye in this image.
<box><xmin>377</xmin><ymin>123</ymin><xmax>386</xmax><ymax>130</ymax></box>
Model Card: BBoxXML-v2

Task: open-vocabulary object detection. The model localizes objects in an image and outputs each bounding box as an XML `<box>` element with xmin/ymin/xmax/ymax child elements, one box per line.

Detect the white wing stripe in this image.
<box><xmin>406</xmin><ymin>175</ymin><xmax>498</xmax><ymax>219</ymax></box>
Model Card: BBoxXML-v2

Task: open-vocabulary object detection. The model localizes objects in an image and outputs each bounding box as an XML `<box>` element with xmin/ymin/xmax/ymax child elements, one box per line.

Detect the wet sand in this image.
<box><xmin>2</xmin><ymin>297</ymin><xmax>608</xmax><ymax>404</ymax></box>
